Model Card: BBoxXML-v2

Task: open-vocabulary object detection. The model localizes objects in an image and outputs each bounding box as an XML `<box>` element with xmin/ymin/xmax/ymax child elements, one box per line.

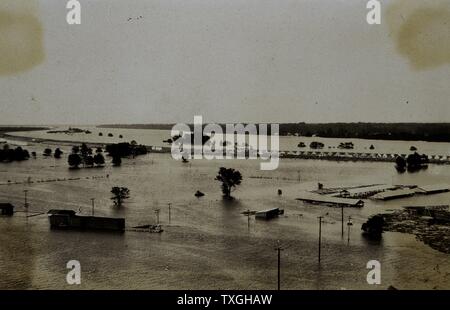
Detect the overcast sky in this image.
<box><xmin>0</xmin><ymin>0</ymin><xmax>449</xmax><ymax>125</ymax></box>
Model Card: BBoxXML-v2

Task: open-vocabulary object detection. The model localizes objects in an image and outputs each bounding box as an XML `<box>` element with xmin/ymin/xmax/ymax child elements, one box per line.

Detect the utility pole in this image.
<box><xmin>24</xmin><ymin>189</ymin><xmax>28</xmax><ymax>207</ymax></box>
<box><xmin>318</xmin><ymin>216</ymin><xmax>323</xmax><ymax>263</ymax></box>
<box><xmin>168</xmin><ymin>203</ymin><xmax>172</xmax><ymax>224</ymax></box>
<box><xmin>90</xmin><ymin>198</ymin><xmax>95</xmax><ymax>216</ymax></box>
<box><xmin>347</xmin><ymin>216</ymin><xmax>353</xmax><ymax>245</ymax></box>
<box><xmin>247</xmin><ymin>209</ymin><xmax>250</xmax><ymax>231</ymax></box>
<box><xmin>275</xmin><ymin>241</ymin><xmax>284</xmax><ymax>290</ymax></box>
<box><xmin>23</xmin><ymin>189</ymin><xmax>29</xmax><ymax>216</ymax></box>
<box><xmin>155</xmin><ymin>209</ymin><xmax>160</xmax><ymax>225</ymax></box>
<box><xmin>341</xmin><ymin>205</ymin><xmax>344</xmax><ymax>238</ymax></box>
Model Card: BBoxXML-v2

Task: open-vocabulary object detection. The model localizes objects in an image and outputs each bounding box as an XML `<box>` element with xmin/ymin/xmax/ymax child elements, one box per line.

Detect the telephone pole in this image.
<box><xmin>341</xmin><ymin>205</ymin><xmax>344</xmax><ymax>238</ymax></box>
<box><xmin>275</xmin><ymin>242</ymin><xmax>284</xmax><ymax>290</ymax></box>
<box><xmin>318</xmin><ymin>216</ymin><xmax>323</xmax><ymax>263</ymax></box>
<box><xmin>155</xmin><ymin>209</ymin><xmax>160</xmax><ymax>225</ymax></box>
<box><xmin>168</xmin><ymin>203</ymin><xmax>172</xmax><ymax>224</ymax></box>
<box><xmin>247</xmin><ymin>209</ymin><xmax>250</xmax><ymax>231</ymax></box>
<box><xmin>90</xmin><ymin>198</ymin><xmax>95</xmax><ymax>216</ymax></box>
<box><xmin>24</xmin><ymin>189</ymin><xmax>29</xmax><ymax>218</ymax></box>
<box><xmin>347</xmin><ymin>216</ymin><xmax>353</xmax><ymax>244</ymax></box>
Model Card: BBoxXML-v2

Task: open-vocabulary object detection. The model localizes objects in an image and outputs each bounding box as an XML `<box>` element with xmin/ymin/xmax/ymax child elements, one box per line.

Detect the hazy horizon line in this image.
<box><xmin>2</xmin><ymin>121</ymin><xmax>450</xmax><ymax>127</ymax></box>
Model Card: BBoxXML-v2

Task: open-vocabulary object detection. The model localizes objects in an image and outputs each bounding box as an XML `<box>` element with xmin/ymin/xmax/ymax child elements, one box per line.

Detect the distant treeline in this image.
<box><xmin>0</xmin><ymin>126</ymin><xmax>48</xmax><ymax>133</ymax></box>
<box><xmin>99</xmin><ymin>123</ymin><xmax>450</xmax><ymax>142</ymax></box>
<box><xmin>98</xmin><ymin>124</ymin><xmax>174</xmax><ymax>130</ymax></box>
<box><xmin>280</xmin><ymin>123</ymin><xmax>450</xmax><ymax>142</ymax></box>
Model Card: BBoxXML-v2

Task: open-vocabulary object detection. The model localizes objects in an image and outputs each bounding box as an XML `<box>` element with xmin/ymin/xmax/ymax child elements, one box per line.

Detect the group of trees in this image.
<box><xmin>395</xmin><ymin>152</ymin><xmax>429</xmax><ymax>172</ymax></box>
<box><xmin>68</xmin><ymin>143</ymin><xmax>105</xmax><ymax>169</ymax></box>
<box><xmin>43</xmin><ymin>147</ymin><xmax>63</xmax><ymax>158</ymax></box>
<box><xmin>105</xmin><ymin>141</ymin><xmax>147</xmax><ymax>166</ymax></box>
<box><xmin>0</xmin><ymin>145</ymin><xmax>30</xmax><ymax>162</ymax></box>
<box><xmin>66</xmin><ymin>141</ymin><xmax>147</xmax><ymax>169</ymax></box>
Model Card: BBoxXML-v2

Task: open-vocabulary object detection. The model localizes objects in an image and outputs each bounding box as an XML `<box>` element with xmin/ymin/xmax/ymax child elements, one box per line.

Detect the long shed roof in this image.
<box><xmin>297</xmin><ymin>192</ymin><xmax>364</xmax><ymax>206</ymax></box>
<box><xmin>415</xmin><ymin>184</ymin><xmax>449</xmax><ymax>194</ymax></box>
<box><xmin>371</xmin><ymin>189</ymin><xmax>415</xmax><ymax>200</ymax></box>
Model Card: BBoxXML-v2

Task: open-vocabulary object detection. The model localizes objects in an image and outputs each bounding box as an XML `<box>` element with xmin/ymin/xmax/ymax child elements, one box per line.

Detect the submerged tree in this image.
<box><xmin>68</xmin><ymin>153</ymin><xmax>82</xmax><ymax>169</ymax></box>
<box><xmin>395</xmin><ymin>156</ymin><xmax>406</xmax><ymax>172</ymax></box>
<box><xmin>43</xmin><ymin>148</ymin><xmax>52</xmax><ymax>157</ymax></box>
<box><xmin>94</xmin><ymin>153</ymin><xmax>105</xmax><ymax>167</ymax></box>
<box><xmin>112</xmin><ymin>154</ymin><xmax>122</xmax><ymax>166</ymax></box>
<box><xmin>215</xmin><ymin>167</ymin><xmax>242</xmax><ymax>199</ymax></box>
<box><xmin>111</xmin><ymin>187</ymin><xmax>130</xmax><ymax>207</ymax></box>
<box><xmin>84</xmin><ymin>155</ymin><xmax>94</xmax><ymax>167</ymax></box>
<box><xmin>80</xmin><ymin>143</ymin><xmax>92</xmax><ymax>158</ymax></box>
<box><xmin>106</xmin><ymin>142</ymin><xmax>147</xmax><ymax>158</ymax></box>
<box><xmin>395</xmin><ymin>152</ymin><xmax>428</xmax><ymax>173</ymax></box>
<box><xmin>406</xmin><ymin>152</ymin><xmax>428</xmax><ymax>172</ymax></box>
<box><xmin>54</xmin><ymin>148</ymin><xmax>63</xmax><ymax>159</ymax></box>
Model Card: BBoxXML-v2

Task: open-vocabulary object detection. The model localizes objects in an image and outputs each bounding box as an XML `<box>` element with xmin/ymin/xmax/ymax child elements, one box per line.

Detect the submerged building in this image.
<box><xmin>414</xmin><ymin>184</ymin><xmax>450</xmax><ymax>195</ymax></box>
<box><xmin>296</xmin><ymin>192</ymin><xmax>364</xmax><ymax>207</ymax></box>
<box><xmin>0</xmin><ymin>203</ymin><xmax>14</xmax><ymax>216</ymax></box>
<box><xmin>47</xmin><ymin>209</ymin><xmax>125</xmax><ymax>232</ymax></box>
<box><xmin>371</xmin><ymin>189</ymin><xmax>415</xmax><ymax>200</ymax></box>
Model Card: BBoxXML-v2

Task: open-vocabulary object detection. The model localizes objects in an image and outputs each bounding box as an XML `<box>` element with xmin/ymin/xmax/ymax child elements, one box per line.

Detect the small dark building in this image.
<box><xmin>0</xmin><ymin>203</ymin><xmax>14</xmax><ymax>216</ymax></box>
<box><xmin>255</xmin><ymin>208</ymin><xmax>284</xmax><ymax>220</ymax></box>
<box><xmin>47</xmin><ymin>209</ymin><xmax>125</xmax><ymax>232</ymax></box>
<box><xmin>194</xmin><ymin>190</ymin><xmax>205</xmax><ymax>197</ymax></box>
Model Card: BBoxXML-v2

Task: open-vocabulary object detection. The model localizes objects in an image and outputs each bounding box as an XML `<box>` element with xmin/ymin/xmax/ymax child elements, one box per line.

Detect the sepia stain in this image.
<box><xmin>0</xmin><ymin>1</ymin><xmax>44</xmax><ymax>76</ymax></box>
<box><xmin>386</xmin><ymin>0</ymin><xmax>450</xmax><ymax>70</ymax></box>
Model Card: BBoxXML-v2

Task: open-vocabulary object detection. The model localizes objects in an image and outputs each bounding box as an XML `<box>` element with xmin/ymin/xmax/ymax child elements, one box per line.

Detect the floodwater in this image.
<box><xmin>0</xmin><ymin>132</ymin><xmax>450</xmax><ymax>289</ymax></box>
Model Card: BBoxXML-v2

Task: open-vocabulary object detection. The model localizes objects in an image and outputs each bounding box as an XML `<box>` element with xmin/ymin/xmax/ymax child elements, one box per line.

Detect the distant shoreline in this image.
<box><xmin>2</xmin><ymin>130</ymin><xmax>450</xmax><ymax>165</ymax></box>
<box><xmin>0</xmin><ymin>132</ymin><xmax>104</xmax><ymax>148</ymax></box>
<box><xmin>98</xmin><ymin>123</ymin><xmax>450</xmax><ymax>143</ymax></box>
<box><xmin>3</xmin><ymin>123</ymin><xmax>450</xmax><ymax>145</ymax></box>
<box><xmin>0</xmin><ymin>126</ymin><xmax>48</xmax><ymax>133</ymax></box>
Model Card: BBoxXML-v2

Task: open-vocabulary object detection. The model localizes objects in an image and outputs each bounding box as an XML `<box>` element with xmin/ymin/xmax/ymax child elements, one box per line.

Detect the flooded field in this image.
<box><xmin>1</xmin><ymin>137</ymin><xmax>450</xmax><ymax>290</ymax></box>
